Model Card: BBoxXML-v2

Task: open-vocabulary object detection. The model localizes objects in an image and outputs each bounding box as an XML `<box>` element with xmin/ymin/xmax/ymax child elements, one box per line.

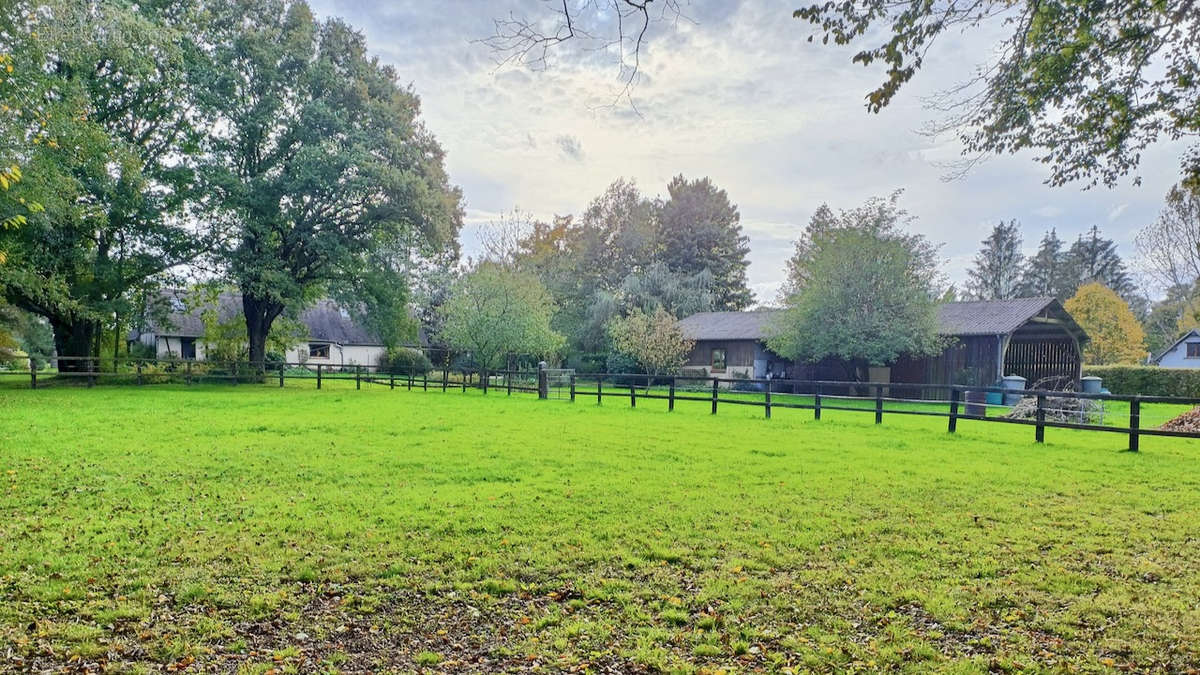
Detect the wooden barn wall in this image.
<box><xmin>685</xmin><ymin>340</ymin><xmax>758</xmax><ymax>368</ymax></box>
<box><xmin>892</xmin><ymin>336</ymin><xmax>999</xmax><ymax>396</ymax></box>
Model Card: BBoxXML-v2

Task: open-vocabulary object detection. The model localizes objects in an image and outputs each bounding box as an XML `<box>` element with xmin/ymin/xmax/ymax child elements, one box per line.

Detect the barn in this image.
<box><xmin>678</xmin><ymin>297</ymin><xmax>1088</xmax><ymax>390</ymax></box>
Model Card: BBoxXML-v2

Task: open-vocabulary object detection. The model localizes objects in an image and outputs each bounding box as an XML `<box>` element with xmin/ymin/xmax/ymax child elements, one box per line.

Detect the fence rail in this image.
<box><xmin>5</xmin><ymin>356</ymin><xmax>1200</xmax><ymax>451</ymax></box>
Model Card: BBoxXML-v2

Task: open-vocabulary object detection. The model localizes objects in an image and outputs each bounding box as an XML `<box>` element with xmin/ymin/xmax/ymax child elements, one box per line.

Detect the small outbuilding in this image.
<box><xmin>678</xmin><ymin>297</ymin><xmax>1089</xmax><ymax>390</ymax></box>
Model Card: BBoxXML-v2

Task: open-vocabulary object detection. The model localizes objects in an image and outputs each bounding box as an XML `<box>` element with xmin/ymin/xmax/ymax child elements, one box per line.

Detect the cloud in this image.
<box><xmin>555</xmin><ymin>134</ymin><xmax>585</xmax><ymax>161</ymax></box>
<box><xmin>307</xmin><ymin>0</ymin><xmax>1187</xmax><ymax>300</ymax></box>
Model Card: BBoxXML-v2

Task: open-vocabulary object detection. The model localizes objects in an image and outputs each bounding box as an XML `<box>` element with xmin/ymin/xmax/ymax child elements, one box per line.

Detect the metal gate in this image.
<box><xmin>540</xmin><ymin>368</ymin><xmax>575</xmax><ymax>400</ymax></box>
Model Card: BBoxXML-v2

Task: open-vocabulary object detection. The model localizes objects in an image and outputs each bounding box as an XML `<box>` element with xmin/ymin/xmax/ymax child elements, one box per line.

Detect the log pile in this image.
<box><xmin>1160</xmin><ymin>407</ymin><xmax>1200</xmax><ymax>433</ymax></box>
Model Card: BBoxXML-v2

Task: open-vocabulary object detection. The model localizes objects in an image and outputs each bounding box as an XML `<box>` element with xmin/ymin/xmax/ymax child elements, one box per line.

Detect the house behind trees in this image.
<box><xmin>130</xmin><ymin>292</ymin><xmax>389</xmax><ymax>367</ymax></box>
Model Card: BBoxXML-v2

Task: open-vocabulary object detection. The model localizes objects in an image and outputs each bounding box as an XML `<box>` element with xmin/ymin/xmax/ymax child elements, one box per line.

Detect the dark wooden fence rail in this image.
<box><xmin>5</xmin><ymin>357</ymin><xmax>1200</xmax><ymax>451</ymax></box>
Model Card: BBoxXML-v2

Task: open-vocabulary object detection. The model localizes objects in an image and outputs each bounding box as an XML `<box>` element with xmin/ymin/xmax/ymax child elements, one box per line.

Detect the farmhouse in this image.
<box><xmin>1151</xmin><ymin>329</ymin><xmax>1200</xmax><ymax>368</ymax></box>
<box><xmin>678</xmin><ymin>297</ymin><xmax>1088</xmax><ymax>389</ymax></box>
<box><xmin>131</xmin><ymin>292</ymin><xmax>387</xmax><ymax>367</ymax></box>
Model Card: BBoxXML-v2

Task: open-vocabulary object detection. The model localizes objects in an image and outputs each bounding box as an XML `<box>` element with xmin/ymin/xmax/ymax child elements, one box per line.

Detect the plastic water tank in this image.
<box><xmin>1080</xmin><ymin>376</ymin><xmax>1102</xmax><ymax>394</ymax></box>
<box><xmin>1001</xmin><ymin>375</ymin><xmax>1027</xmax><ymax>406</ymax></box>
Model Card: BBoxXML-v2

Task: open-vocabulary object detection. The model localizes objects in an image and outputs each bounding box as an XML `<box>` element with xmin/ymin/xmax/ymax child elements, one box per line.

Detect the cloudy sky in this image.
<box><xmin>308</xmin><ymin>0</ymin><xmax>1187</xmax><ymax>304</ymax></box>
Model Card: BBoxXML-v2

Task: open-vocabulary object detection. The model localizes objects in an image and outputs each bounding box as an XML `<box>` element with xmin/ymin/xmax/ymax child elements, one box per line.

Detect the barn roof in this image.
<box><xmin>679</xmin><ymin>297</ymin><xmax>1084</xmax><ymax>341</ymax></box>
<box><xmin>678</xmin><ymin>310</ymin><xmax>781</xmax><ymax>341</ymax></box>
<box><xmin>139</xmin><ymin>291</ymin><xmax>384</xmax><ymax>345</ymax></box>
<box><xmin>935</xmin><ymin>297</ymin><xmax>1063</xmax><ymax>336</ymax></box>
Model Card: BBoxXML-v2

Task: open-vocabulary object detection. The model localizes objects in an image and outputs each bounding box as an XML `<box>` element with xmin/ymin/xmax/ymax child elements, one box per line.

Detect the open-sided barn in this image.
<box><xmin>678</xmin><ymin>297</ymin><xmax>1088</xmax><ymax>390</ymax></box>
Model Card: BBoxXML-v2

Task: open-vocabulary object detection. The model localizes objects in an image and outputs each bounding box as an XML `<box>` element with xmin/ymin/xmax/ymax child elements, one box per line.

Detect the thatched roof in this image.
<box><xmin>141</xmin><ymin>291</ymin><xmax>383</xmax><ymax>345</ymax></box>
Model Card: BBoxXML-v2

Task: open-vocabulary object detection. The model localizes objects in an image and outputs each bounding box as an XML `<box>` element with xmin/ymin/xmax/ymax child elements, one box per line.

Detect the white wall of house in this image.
<box><xmin>144</xmin><ymin>335</ymin><xmax>384</xmax><ymax>367</ymax></box>
<box><xmin>1156</xmin><ymin>332</ymin><xmax>1200</xmax><ymax>368</ymax></box>
<box><xmin>285</xmin><ymin>342</ymin><xmax>386</xmax><ymax>368</ymax></box>
<box><xmin>154</xmin><ymin>336</ymin><xmax>205</xmax><ymax>360</ymax></box>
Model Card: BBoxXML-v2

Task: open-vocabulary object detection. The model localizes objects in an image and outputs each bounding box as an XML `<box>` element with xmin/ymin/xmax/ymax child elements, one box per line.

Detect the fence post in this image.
<box><xmin>711</xmin><ymin>377</ymin><xmax>718</xmax><ymax>415</ymax></box>
<box><xmin>597</xmin><ymin>376</ymin><xmax>603</xmax><ymax>404</ymax></box>
<box><xmin>1129</xmin><ymin>396</ymin><xmax>1141</xmax><ymax>452</ymax></box>
<box><xmin>569</xmin><ymin>373</ymin><xmax>576</xmax><ymax>402</ymax></box>
<box><xmin>814</xmin><ymin>383</ymin><xmax>821</xmax><ymax>420</ymax></box>
<box><xmin>948</xmin><ymin>387</ymin><xmax>959</xmax><ymax>433</ymax></box>
<box><xmin>538</xmin><ymin>367</ymin><xmax>548</xmax><ymax>400</ymax></box>
<box><xmin>1035</xmin><ymin>393</ymin><xmax>1046</xmax><ymax>443</ymax></box>
<box><xmin>442</xmin><ymin>368</ymin><xmax>448</xmax><ymax>392</ymax></box>
<box><xmin>136</xmin><ymin>360</ymin><xmax>143</xmax><ymax>386</ymax></box>
<box><xmin>630</xmin><ymin>384</ymin><xmax>636</xmax><ymax>408</ymax></box>
<box><xmin>87</xmin><ymin>358</ymin><xmax>95</xmax><ymax>388</ymax></box>
<box><xmin>668</xmin><ymin>377</ymin><xmax>675</xmax><ymax>412</ymax></box>
<box><xmin>231</xmin><ymin>361</ymin><xmax>238</xmax><ymax>386</ymax></box>
<box><xmin>462</xmin><ymin>372</ymin><xmax>467</xmax><ymax>393</ymax></box>
<box><xmin>765</xmin><ymin>386</ymin><xmax>772</xmax><ymax>419</ymax></box>
<box><xmin>482</xmin><ymin>369</ymin><xmax>489</xmax><ymax>395</ymax></box>
<box><xmin>507</xmin><ymin>371</ymin><xmax>512</xmax><ymax>396</ymax></box>
<box><xmin>29</xmin><ymin>366</ymin><xmax>36</xmax><ymax>389</ymax></box>
<box><xmin>186</xmin><ymin>360</ymin><xmax>192</xmax><ymax>386</ymax></box>
<box><xmin>279</xmin><ymin>363</ymin><xmax>285</xmax><ymax>388</ymax></box>
<box><xmin>874</xmin><ymin>385</ymin><xmax>883</xmax><ymax>424</ymax></box>
<box><xmin>355</xmin><ymin>365</ymin><xmax>361</xmax><ymax>390</ymax></box>
<box><xmin>389</xmin><ymin>372</ymin><xmax>395</xmax><ymax>389</ymax></box>
<box><xmin>408</xmin><ymin>373</ymin><xmax>413</xmax><ymax>391</ymax></box>
<box><xmin>317</xmin><ymin>364</ymin><xmax>322</xmax><ymax>390</ymax></box>
<box><xmin>423</xmin><ymin>373</ymin><xmax>427</xmax><ymax>391</ymax></box>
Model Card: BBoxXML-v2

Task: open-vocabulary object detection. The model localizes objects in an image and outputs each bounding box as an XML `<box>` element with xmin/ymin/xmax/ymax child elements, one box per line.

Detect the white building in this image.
<box><xmin>130</xmin><ymin>292</ymin><xmax>388</xmax><ymax>367</ymax></box>
<box><xmin>1152</xmin><ymin>329</ymin><xmax>1200</xmax><ymax>369</ymax></box>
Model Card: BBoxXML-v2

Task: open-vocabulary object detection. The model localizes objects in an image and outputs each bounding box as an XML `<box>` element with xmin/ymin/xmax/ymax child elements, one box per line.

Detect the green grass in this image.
<box><xmin>1</xmin><ymin>383</ymin><xmax>1198</xmax><ymax>672</ymax></box>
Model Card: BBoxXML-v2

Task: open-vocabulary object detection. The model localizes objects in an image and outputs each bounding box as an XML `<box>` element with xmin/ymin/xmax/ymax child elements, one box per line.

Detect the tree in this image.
<box><xmin>437</xmin><ymin>263</ymin><xmax>564</xmax><ymax>375</ymax></box>
<box><xmin>794</xmin><ymin>1</ymin><xmax>1200</xmax><ymax>186</ymax></box>
<box><xmin>770</xmin><ymin>214</ymin><xmax>944</xmax><ymax>379</ymax></box>
<box><xmin>1064</xmin><ymin>282</ymin><xmax>1147</xmax><ymax>365</ymax></box>
<box><xmin>782</xmin><ymin>190</ymin><xmax>940</xmax><ymax>299</ymax></box>
<box><xmin>1136</xmin><ymin>183</ymin><xmax>1200</xmax><ymax>325</ymax></box>
<box><xmin>1020</xmin><ymin>229</ymin><xmax>1069</xmax><ymax>299</ymax></box>
<box><xmin>607</xmin><ymin>306</ymin><xmax>694</xmax><ymax>392</ymax></box>
<box><xmin>1063</xmin><ymin>226</ymin><xmax>1136</xmax><ymax>300</ymax></box>
<box><xmin>656</xmin><ymin>175</ymin><xmax>753</xmax><ymax>310</ymax></box>
<box><xmin>199</xmin><ymin>0</ymin><xmax>462</xmax><ymax>367</ymax></box>
<box><xmin>0</xmin><ymin>1</ymin><xmax>209</xmax><ymax>370</ymax></box>
<box><xmin>965</xmin><ymin>220</ymin><xmax>1024</xmax><ymax>300</ymax></box>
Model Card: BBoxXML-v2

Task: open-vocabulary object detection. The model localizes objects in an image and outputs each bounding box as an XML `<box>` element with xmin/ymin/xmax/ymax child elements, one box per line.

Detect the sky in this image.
<box><xmin>307</xmin><ymin>0</ymin><xmax>1188</xmax><ymax>305</ymax></box>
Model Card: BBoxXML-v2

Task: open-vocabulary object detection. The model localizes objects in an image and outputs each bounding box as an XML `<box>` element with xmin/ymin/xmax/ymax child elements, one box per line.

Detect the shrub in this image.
<box><xmin>1082</xmin><ymin>365</ymin><xmax>1200</xmax><ymax>397</ymax></box>
<box><xmin>379</xmin><ymin>348</ymin><xmax>433</xmax><ymax>377</ymax></box>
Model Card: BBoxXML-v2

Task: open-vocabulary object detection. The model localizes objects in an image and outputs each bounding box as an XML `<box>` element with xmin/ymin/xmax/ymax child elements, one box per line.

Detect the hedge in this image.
<box><xmin>1081</xmin><ymin>365</ymin><xmax>1200</xmax><ymax>398</ymax></box>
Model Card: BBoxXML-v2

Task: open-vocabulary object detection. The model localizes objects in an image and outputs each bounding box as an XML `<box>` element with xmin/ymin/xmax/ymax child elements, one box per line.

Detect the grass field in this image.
<box><xmin>1</xmin><ymin>383</ymin><xmax>1198</xmax><ymax>673</ymax></box>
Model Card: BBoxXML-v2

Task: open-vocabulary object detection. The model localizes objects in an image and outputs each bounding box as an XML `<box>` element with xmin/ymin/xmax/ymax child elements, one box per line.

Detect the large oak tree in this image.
<box><xmin>199</xmin><ymin>0</ymin><xmax>462</xmax><ymax>367</ymax></box>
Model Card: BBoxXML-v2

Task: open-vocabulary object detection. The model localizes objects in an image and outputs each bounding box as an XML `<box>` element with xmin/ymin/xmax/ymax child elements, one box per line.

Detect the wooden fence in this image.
<box><xmin>5</xmin><ymin>357</ymin><xmax>1200</xmax><ymax>452</ymax></box>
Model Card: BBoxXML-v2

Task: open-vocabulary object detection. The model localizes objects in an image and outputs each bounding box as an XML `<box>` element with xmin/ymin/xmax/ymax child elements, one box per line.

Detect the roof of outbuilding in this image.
<box><xmin>678</xmin><ymin>310</ymin><xmax>782</xmax><ymax>341</ymax></box>
<box><xmin>679</xmin><ymin>297</ymin><xmax>1081</xmax><ymax>341</ymax></box>
<box><xmin>142</xmin><ymin>291</ymin><xmax>384</xmax><ymax>345</ymax></box>
<box><xmin>934</xmin><ymin>297</ymin><xmax>1062</xmax><ymax>336</ymax></box>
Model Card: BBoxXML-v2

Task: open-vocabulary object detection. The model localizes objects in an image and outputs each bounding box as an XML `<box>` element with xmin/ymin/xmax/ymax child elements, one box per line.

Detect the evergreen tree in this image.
<box><xmin>1020</xmin><ymin>229</ymin><xmax>1068</xmax><ymax>298</ymax></box>
<box><xmin>1063</xmin><ymin>226</ymin><xmax>1136</xmax><ymax>300</ymax></box>
<box><xmin>965</xmin><ymin>220</ymin><xmax>1024</xmax><ymax>300</ymax></box>
<box><xmin>656</xmin><ymin>175</ymin><xmax>753</xmax><ymax>310</ymax></box>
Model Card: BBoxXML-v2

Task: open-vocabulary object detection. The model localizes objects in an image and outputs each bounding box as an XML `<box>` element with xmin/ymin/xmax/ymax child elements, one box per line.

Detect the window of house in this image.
<box><xmin>180</xmin><ymin>338</ymin><xmax>196</xmax><ymax>360</ymax></box>
<box><xmin>1187</xmin><ymin>342</ymin><xmax>1200</xmax><ymax>358</ymax></box>
<box><xmin>308</xmin><ymin>343</ymin><xmax>330</xmax><ymax>359</ymax></box>
<box><xmin>711</xmin><ymin>347</ymin><xmax>726</xmax><ymax>372</ymax></box>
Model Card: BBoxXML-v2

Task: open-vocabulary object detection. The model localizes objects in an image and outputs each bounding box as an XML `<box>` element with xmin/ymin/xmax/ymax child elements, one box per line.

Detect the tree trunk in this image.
<box><xmin>243</xmin><ymin>294</ymin><xmax>283</xmax><ymax>378</ymax></box>
<box><xmin>51</xmin><ymin>317</ymin><xmax>99</xmax><ymax>373</ymax></box>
